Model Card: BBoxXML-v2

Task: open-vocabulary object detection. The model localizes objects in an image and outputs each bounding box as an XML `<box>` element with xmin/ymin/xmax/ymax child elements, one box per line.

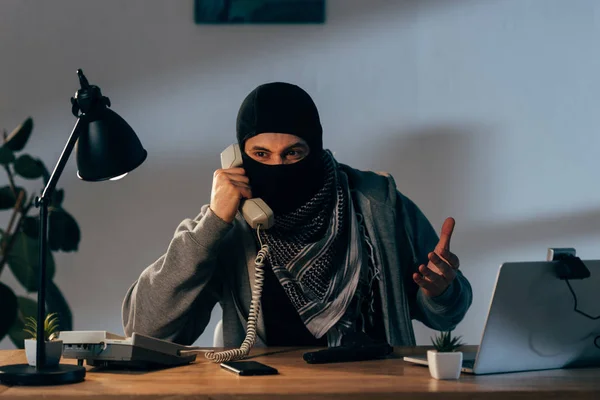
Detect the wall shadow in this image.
<box><xmin>51</xmin><ymin>149</ymin><xmax>221</xmax><ymax>343</ymax></box>
<box><xmin>363</xmin><ymin>124</ymin><xmax>490</xmax><ymax>226</ymax></box>
<box><xmin>461</xmin><ymin>209</ymin><xmax>600</xmax><ymax>258</ymax></box>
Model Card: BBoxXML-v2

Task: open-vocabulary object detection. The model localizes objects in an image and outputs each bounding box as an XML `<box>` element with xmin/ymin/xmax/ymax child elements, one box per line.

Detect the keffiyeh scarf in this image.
<box><xmin>259</xmin><ymin>151</ymin><xmax>365</xmax><ymax>345</ymax></box>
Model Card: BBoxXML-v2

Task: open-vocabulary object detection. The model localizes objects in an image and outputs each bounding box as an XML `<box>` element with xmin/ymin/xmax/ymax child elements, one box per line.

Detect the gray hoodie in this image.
<box><xmin>122</xmin><ymin>165</ymin><xmax>473</xmax><ymax>347</ymax></box>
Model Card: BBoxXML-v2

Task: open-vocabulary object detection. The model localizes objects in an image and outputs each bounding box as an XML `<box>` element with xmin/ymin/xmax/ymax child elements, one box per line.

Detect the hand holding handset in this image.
<box><xmin>203</xmin><ymin>144</ymin><xmax>272</xmax><ymax>364</ymax></box>
<box><xmin>219</xmin><ymin>144</ymin><xmax>274</xmax><ymax>229</ymax></box>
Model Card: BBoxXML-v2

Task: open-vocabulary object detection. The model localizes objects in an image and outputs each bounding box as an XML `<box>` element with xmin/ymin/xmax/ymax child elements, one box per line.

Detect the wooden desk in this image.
<box><xmin>1</xmin><ymin>346</ymin><xmax>599</xmax><ymax>399</ymax></box>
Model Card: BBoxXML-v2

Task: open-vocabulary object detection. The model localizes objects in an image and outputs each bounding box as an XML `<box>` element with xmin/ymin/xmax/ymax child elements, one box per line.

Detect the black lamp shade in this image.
<box><xmin>76</xmin><ymin>108</ymin><xmax>147</xmax><ymax>181</ymax></box>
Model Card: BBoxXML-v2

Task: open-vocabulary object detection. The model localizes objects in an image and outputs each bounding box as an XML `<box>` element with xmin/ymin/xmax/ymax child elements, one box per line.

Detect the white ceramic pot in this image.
<box><xmin>24</xmin><ymin>339</ymin><xmax>63</xmax><ymax>367</ymax></box>
<box><xmin>427</xmin><ymin>350</ymin><xmax>463</xmax><ymax>380</ymax></box>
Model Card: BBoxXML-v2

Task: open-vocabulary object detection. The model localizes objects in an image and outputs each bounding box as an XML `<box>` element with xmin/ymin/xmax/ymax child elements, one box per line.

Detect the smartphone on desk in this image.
<box><xmin>221</xmin><ymin>360</ymin><xmax>279</xmax><ymax>376</ymax></box>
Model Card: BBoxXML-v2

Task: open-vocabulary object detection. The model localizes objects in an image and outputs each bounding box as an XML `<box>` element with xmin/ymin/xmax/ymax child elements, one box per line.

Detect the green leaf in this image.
<box><xmin>0</xmin><ymin>186</ymin><xmax>26</xmax><ymax>210</ymax></box>
<box><xmin>0</xmin><ymin>146</ymin><xmax>15</xmax><ymax>165</ymax></box>
<box><xmin>34</xmin><ymin>159</ymin><xmax>50</xmax><ymax>185</ymax></box>
<box><xmin>8</xmin><ymin>296</ymin><xmax>37</xmax><ymax>348</ymax></box>
<box><xmin>48</xmin><ymin>208</ymin><xmax>80</xmax><ymax>252</ymax></box>
<box><xmin>0</xmin><ymin>186</ymin><xmax>16</xmax><ymax>210</ymax></box>
<box><xmin>13</xmin><ymin>154</ymin><xmax>47</xmax><ymax>180</ymax></box>
<box><xmin>6</xmin><ymin>231</ymin><xmax>55</xmax><ymax>292</ymax></box>
<box><xmin>46</xmin><ymin>281</ymin><xmax>73</xmax><ymax>332</ymax></box>
<box><xmin>22</xmin><ymin>216</ymin><xmax>39</xmax><ymax>238</ymax></box>
<box><xmin>24</xmin><ymin>317</ymin><xmax>36</xmax><ymax>331</ymax></box>
<box><xmin>22</xmin><ymin>208</ymin><xmax>81</xmax><ymax>252</ymax></box>
<box><xmin>0</xmin><ymin>282</ymin><xmax>18</xmax><ymax>342</ymax></box>
<box><xmin>431</xmin><ymin>331</ymin><xmax>464</xmax><ymax>352</ymax></box>
<box><xmin>43</xmin><ymin>313</ymin><xmax>60</xmax><ymax>340</ymax></box>
<box><xmin>51</xmin><ymin>189</ymin><xmax>64</xmax><ymax>208</ymax></box>
<box><xmin>5</xmin><ymin>117</ymin><xmax>33</xmax><ymax>152</ymax></box>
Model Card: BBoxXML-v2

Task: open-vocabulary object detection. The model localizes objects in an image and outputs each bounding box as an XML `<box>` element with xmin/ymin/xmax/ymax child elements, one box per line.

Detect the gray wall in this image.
<box><xmin>1</xmin><ymin>0</ymin><xmax>599</xmax><ymax>349</ymax></box>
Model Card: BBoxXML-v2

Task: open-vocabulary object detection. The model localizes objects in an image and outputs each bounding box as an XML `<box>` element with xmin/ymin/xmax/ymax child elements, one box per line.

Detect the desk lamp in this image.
<box><xmin>0</xmin><ymin>69</ymin><xmax>147</xmax><ymax>386</ymax></box>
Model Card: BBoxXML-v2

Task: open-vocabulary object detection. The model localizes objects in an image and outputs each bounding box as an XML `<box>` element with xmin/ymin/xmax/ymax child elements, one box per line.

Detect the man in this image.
<box><xmin>122</xmin><ymin>82</ymin><xmax>472</xmax><ymax>348</ymax></box>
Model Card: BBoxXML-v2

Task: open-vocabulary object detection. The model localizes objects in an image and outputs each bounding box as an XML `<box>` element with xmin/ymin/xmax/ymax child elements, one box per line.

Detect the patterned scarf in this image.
<box><xmin>259</xmin><ymin>151</ymin><xmax>365</xmax><ymax>344</ymax></box>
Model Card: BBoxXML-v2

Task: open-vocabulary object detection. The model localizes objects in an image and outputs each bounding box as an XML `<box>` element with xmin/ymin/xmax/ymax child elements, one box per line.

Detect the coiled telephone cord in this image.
<box><xmin>203</xmin><ymin>226</ymin><xmax>268</xmax><ymax>363</ymax></box>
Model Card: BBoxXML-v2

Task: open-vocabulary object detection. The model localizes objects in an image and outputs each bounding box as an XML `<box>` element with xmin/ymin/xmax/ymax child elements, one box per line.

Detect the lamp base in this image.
<box><xmin>0</xmin><ymin>363</ymin><xmax>85</xmax><ymax>386</ymax></box>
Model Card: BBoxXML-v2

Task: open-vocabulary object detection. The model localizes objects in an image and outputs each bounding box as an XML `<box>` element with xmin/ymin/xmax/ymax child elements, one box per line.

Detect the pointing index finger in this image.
<box><xmin>437</xmin><ymin>217</ymin><xmax>455</xmax><ymax>251</ymax></box>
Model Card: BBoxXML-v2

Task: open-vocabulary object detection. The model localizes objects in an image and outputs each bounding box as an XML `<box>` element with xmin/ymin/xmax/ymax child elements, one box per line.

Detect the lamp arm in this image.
<box><xmin>35</xmin><ymin>116</ymin><xmax>84</xmax><ymax>370</ymax></box>
<box><xmin>40</xmin><ymin>117</ymin><xmax>85</xmax><ymax>201</ymax></box>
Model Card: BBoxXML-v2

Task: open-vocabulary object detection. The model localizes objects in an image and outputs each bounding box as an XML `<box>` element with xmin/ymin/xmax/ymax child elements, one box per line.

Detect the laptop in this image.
<box><xmin>404</xmin><ymin>259</ymin><xmax>600</xmax><ymax>374</ymax></box>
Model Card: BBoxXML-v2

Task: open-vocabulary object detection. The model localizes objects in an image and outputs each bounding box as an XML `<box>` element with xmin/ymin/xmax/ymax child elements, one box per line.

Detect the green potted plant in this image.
<box><xmin>23</xmin><ymin>313</ymin><xmax>63</xmax><ymax>366</ymax></box>
<box><xmin>0</xmin><ymin>117</ymin><xmax>79</xmax><ymax>349</ymax></box>
<box><xmin>427</xmin><ymin>331</ymin><xmax>465</xmax><ymax>380</ymax></box>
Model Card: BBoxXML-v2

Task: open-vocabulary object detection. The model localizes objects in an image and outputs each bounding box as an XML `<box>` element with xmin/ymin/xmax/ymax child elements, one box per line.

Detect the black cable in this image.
<box><xmin>564</xmin><ymin>280</ymin><xmax>600</xmax><ymax>320</ymax></box>
<box><xmin>565</xmin><ymin>280</ymin><xmax>600</xmax><ymax>350</ymax></box>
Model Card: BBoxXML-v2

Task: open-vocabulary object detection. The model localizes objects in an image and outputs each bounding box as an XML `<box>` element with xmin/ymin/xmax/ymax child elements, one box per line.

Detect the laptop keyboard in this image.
<box><xmin>462</xmin><ymin>359</ymin><xmax>475</xmax><ymax>369</ymax></box>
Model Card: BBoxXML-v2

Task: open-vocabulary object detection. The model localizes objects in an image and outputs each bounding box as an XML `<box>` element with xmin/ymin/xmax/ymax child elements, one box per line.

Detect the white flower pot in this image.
<box><xmin>24</xmin><ymin>339</ymin><xmax>63</xmax><ymax>367</ymax></box>
<box><xmin>427</xmin><ymin>350</ymin><xmax>462</xmax><ymax>380</ymax></box>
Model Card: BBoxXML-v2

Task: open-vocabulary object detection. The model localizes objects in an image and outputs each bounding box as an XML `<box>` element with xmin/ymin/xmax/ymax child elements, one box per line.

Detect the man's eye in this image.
<box><xmin>254</xmin><ymin>152</ymin><xmax>267</xmax><ymax>158</ymax></box>
<box><xmin>285</xmin><ymin>150</ymin><xmax>304</xmax><ymax>159</ymax></box>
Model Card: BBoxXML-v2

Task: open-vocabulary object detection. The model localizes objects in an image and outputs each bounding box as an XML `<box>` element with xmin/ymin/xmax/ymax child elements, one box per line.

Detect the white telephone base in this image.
<box><xmin>59</xmin><ymin>330</ymin><xmax>197</xmax><ymax>369</ymax></box>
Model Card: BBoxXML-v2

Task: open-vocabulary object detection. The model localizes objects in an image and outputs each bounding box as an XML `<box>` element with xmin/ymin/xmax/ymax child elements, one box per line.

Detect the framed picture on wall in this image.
<box><xmin>194</xmin><ymin>0</ymin><xmax>326</xmax><ymax>24</ymax></box>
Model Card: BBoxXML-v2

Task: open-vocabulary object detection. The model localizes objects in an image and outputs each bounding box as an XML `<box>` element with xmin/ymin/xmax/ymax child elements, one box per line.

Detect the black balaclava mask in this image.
<box><xmin>236</xmin><ymin>82</ymin><xmax>325</xmax><ymax>215</ymax></box>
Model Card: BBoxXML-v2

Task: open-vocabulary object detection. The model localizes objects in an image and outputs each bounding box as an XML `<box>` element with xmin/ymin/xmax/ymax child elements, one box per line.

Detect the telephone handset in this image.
<box><xmin>203</xmin><ymin>144</ymin><xmax>272</xmax><ymax>364</ymax></box>
<box><xmin>219</xmin><ymin>144</ymin><xmax>274</xmax><ymax>230</ymax></box>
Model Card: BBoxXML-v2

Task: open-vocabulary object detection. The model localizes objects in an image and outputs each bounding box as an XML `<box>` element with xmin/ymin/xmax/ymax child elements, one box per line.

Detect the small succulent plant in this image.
<box><xmin>23</xmin><ymin>313</ymin><xmax>60</xmax><ymax>341</ymax></box>
<box><xmin>431</xmin><ymin>331</ymin><xmax>465</xmax><ymax>352</ymax></box>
